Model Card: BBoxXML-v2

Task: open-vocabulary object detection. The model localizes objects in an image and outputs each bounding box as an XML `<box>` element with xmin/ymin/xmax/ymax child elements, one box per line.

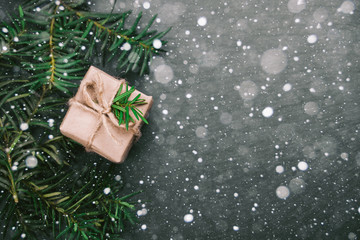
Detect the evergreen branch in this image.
<box><xmin>24</xmin><ymin>181</ymin><xmax>83</xmax><ymax>234</ymax></box>
<box><xmin>0</xmin><ymin>80</ymin><xmax>71</xmax><ymax>205</ymax></box>
<box><xmin>76</xmin><ymin>10</ymin><xmax>151</xmax><ymax>51</ymax></box>
<box><xmin>60</xmin><ymin>0</ymin><xmax>171</xmax><ymax>75</ymax></box>
<box><xmin>0</xmin><ymin>6</ymin><xmax>27</xmax><ymax>64</ymax></box>
<box><xmin>6</xmin><ymin>86</ymin><xmax>47</xmax><ymax>158</ymax></box>
<box><xmin>0</xmin><ymin>0</ymin><xmax>171</xmax><ymax>237</ymax></box>
<box><xmin>111</xmin><ymin>83</ymin><xmax>148</xmax><ymax>130</ymax></box>
<box><xmin>0</xmin><ymin>151</ymin><xmax>142</xmax><ymax>238</ymax></box>
<box><xmin>60</xmin><ymin>2</ymin><xmax>145</xmax><ymax>50</ymax></box>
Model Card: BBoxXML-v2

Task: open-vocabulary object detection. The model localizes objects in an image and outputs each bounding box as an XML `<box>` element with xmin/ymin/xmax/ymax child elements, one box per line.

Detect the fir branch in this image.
<box><xmin>0</xmin><ymin>6</ymin><xmax>27</xmax><ymax>66</ymax></box>
<box><xmin>60</xmin><ymin>0</ymin><xmax>171</xmax><ymax>75</ymax></box>
<box><xmin>112</xmin><ymin>83</ymin><xmax>148</xmax><ymax>130</ymax></box>
<box><xmin>18</xmin><ymin>4</ymin><xmax>86</xmax><ymax>93</ymax></box>
<box><xmin>1</xmin><ymin>151</ymin><xmax>141</xmax><ymax>238</ymax></box>
<box><xmin>0</xmin><ymin>79</ymin><xmax>73</xmax><ymax>208</ymax></box>
<box><xmin>0</xmin><ymin>0</ymin><xmax>171</xmax><ymax>238</ymax></box>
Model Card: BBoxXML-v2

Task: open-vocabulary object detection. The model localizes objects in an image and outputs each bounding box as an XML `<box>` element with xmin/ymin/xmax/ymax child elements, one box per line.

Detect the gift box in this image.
<box><xmin>60</xmin><ymin>66</ymin><xmax>153</xmax><ymax>163</ymax></box>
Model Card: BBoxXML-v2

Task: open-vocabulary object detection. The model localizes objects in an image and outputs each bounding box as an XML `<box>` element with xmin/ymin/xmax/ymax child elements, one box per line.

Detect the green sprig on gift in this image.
<box><xmin>112</xmin><ymin>83</ymin><xmax>148</xmax><ymax>130</ymax></box>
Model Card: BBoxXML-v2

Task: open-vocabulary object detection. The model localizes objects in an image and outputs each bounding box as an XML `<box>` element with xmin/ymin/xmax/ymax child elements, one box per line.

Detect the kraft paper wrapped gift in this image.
<box><xmin>60</xmin><ymin>66</ymin><xmax>153</xmax><ymax>163</ymax></box>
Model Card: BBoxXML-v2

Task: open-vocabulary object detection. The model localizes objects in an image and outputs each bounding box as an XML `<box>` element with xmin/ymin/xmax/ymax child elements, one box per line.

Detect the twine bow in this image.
<box><xmin>69</xmin><ymin>73</ymin><xmax>141</xmax><ymax>151</ymax></box>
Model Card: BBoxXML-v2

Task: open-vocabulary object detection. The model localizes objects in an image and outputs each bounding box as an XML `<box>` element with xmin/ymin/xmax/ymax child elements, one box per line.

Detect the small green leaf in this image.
<box><xmin>56</xmin><ymin>196</ymin><xmax>70</xmax><ymax>204</ymax></box>
<box><xmin>134</xmin><ymin>107</ymin><xmax>143</xmax><ymax>115</ymax></box>
<box><xmin>81</xmin><ymin>21</ymin><xmax>94</xmax><ymax>38</ymax></box>
<box><xmin>18</xmin><ymin>5</ymin><xmax>24</xmax><ymax>18</ymax></box>
<box><xmin>118</xmin><ymin>111</ymin><xmax>123</xmax><ymax>125</ymax></box>
<box><xmin>119</xmin><ymin>201</ymin><xmax>134</xmax><ymax>209</ymax></box>
<box><xmin>15</xmin><ymin>171</ymin><xmax>38</xmax><ymax>184</ymax></box>
<box><xmin>53</xmin><ymin>82</ymin><xmax>70</xmax><ymax>94</ymax></box>
<box><xmin>130</xmin><ymin>107</ymin><xmax>139</xmax><ymax>120</ymax></box>
<box><xmin>56</xmin><ymin>224</ymin><xmax>73</xmax><ymax>239</ymax></box>
<box><xmin>134</xmin><ymin>14</ymin><xmax>157</xmax><ymax>40</ymax></box>
<box><xmin>66</xmin><ymin>192</ymin><xmax>93</xmax><ymax>212</ymax></box>
<box><xmin>41</xmin><ymin>147</ymin><xmax>62</xmax><ymax>165</ymax></box>
<box><xmin>129</xmin><ymin>94</ymin><xmax>141</xmax><ymax>104</ymax></box>
<box><xmin>135</xmin><ymin>108</ymin><xmax>148</xmax><ymax>124</ymax></box>
<box><xmin>125</xmin><ymin>106</ymin><xmax>130</xmax><ymax>130</ymax></box>
<box><xmin>55</xmin><ymin>52</ymin><xmax>78</xmax><ymax>63</ymax></box>
<box><xmin>5</xmin><ymin>93</ymin><xmax>30</xmax><ymax>103</ymax></box>
<box><xmin>109</xmin><ymin>37</ymin><xmax>125</xmax><ymax>52</ymax></box>
<box><xmin>112</xmin><ymin>104</ymin><xmax>125</xmax><ymax>112</ymax></box>
<box><xmin>125</xmin><ymin>11</ymin><xmax>142</xmax><ymax>35</ymax></box>
<box><xmin>43</xmin><ymin>192</ymin><xmax>61</xmax><ymax>198</ymax></box>
<box><xmin>81</xmin><ymin>231</ymin><xmax>88</xmax><ymax>240</ymax></box>
<box><xmin>65</xmin><ymin>17</ymin><xmax>88</xmax><ymax>27</ymax></box>
<box><xmin>115</xmin><ymin>83</ymin><xmax>123</xmax><ymax>97</ymax></box>
<box><xmin>55</xmin><ymin>60</ymin><xmax>82</xmax><ymax>68</ymax></box>
<box><xmin>112</xmin><ymin>87</ymin><xmax>135</xmax><ymax>102</ymax></box>
<box><xmin>140</xmin><ymin>48</ymin><xmax>150</xmax><ymax>75</ymax></box>
<box><xmin>101</xmin><ymin>31</ymin><xmax>109</xmax><ymax>51</ymax></box>
<box><xmin>138</xmin><ymin>112</ymin><xmax>148</xmax><ymax>124</ymax></box>
<box><xmin>0</xmin><ymin>177</ymin><xmax>10</xmax><ymax>189</ymax></box>
<box><xmin>144</xmin><ymin>27</ymin><xmax>172</xmax><ymax>45</ymax></box>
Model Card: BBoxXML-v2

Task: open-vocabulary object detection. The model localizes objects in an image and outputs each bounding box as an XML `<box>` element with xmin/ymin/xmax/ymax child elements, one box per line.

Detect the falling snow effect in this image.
<box><xmin>152</xmin><ymin>39</ymin><xmax>162</xmax><ymax>49</ymax></box>
<box><xmin>143</xmin><ymin>1</ymin><xmax>150</xmax><ymax>9</ymax></box>
<box><xmin>304</xmin><ymin>101</ymin><xmax>319</xmax><ymax>115</ymax></box>
<box><xmin>195</xmin><ymin>126</ymin><xmax>208</xmax><ymax>138</ymax></box>
<box><xmin>276</xmin><ymin>186</ymin><xmax>290</xmax><ymax>199</ymax></box>
<box><xmin>297</xmin><ymin>161</ymin><xmax>309</xmax><ymax>171</ymax></box>
<box><xmin>154</xmin><ymin>64</ymin><xmax>173</xmax><ymax>84</ymax></box>
<box><xmin>276</xmin><ymin>165</ymin><xmax>285</xmax><ymax>174</ymax></box>
<box><xmin>239</xmin><ymin>80</ymin><xmax>258</xmax><ymax>100</ymax></box>
<box><xmin>337</xmin><ymin>1</ymin><xmax>355</xmax><ymax>14</ymax></box>
<box><xmin>197</xmin><ymin>17</ymin><xmax>207</xmax><ymax>26</ymax></box>
<box><xmin>282</xmin><ymin>83</ymin><xmax>292</xmax><ymax>92</ymax></box>
<box><xmin>184</xmin><ymin>214</ymin><xmax>194</xmax><ymax>223</ymax></box>
<box><xmin>122</xmin><ymin>42</ymin><xmax>131</xmax><ymax>51</ymax></box>
<box><xmin>262</xmin><ymin>107</ymin><xmax>274</xmax><ymax>118</ymax></box>
<box><xmin>20</xmin><ymin>122</ymin><xmax>29</xmax><ymax>131</ymax></box>
<box><xmin>25</xmin><ymin>155</ymin><xmax>38</xmax><ymax>169</ymax></box>
<box><xmin>287</xmin><ymin>0</ymin><xmax>306</xmax><ymax>13</ymax></box>
<box><xmin>4</xmin><ymin>0</ymin><xmax>356</xmax><ymax>239</ymax></box>
<box><xmin>137</xmin><ymin>208</ymin><xmax>148</xmax><ymax>217</ymax></box>
<box><xmin>260</xmin><ymin>49</ymin><xmax>287</xmax><ymax>74</ymax></box>
<box><xmin>307</xmin><ymin>34</ymin><xmax>318</xmax><ymax>44</ymax></box>
<box><xmin>103</xmin><ymin>187</ymin><xmax>111</xmax><ymax>195</ymax></box>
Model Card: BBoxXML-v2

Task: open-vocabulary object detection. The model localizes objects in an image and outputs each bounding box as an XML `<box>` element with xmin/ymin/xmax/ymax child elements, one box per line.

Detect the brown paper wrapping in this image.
<box><xmin>60</xmin><ymin>66</ymin><xmax>153</xmax><ymax>163</ymax></box>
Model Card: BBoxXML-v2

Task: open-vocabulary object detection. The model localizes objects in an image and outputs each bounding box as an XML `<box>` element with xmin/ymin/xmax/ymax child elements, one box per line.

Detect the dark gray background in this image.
<box><xmin>2</xmin><ymin>0</ymin><xmax>360</xmax><ymax>239</ymax></box>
